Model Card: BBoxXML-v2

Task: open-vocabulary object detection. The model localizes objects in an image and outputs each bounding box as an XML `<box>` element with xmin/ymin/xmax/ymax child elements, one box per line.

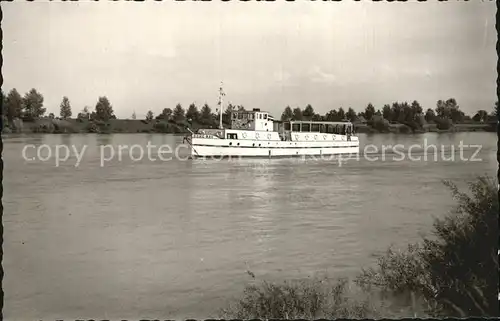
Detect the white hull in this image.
<box><xmin>190</xmin><ymin>136</ymin><xmax>359</xmax><ymax>158</ymax></box>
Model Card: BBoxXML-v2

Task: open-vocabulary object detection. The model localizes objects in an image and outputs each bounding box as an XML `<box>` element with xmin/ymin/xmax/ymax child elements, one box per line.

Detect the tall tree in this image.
<box><xmin>346</xmin><ymin>108</ymin><xmax>357</xmax><ymax>122</ymax></box>
<box><xmin>337</xmin><ymin>107</ymin><xmax>346</xmax><ymax>120</ymax></box>
<box><xmin>223</xmin><ymin>103</ymin><xmax>235</xmax><ymax>124</ymax></box>
<box><xmin>425</xmin><ymin>108</ymin><xmax>436</xmax><ymax>123</ymax></box>
<box><xmin>391</xmin><ymin>102</ymin><xmax>402</xmax><ymax>122</ymax></box>
<box><xmin>146</xmin><ymin>110</ymin><xmax>154</xmax><ymax>121</ymax></box>
<box><xmin>292</xmin><ymin>107</ymin><xmax>303</xmax><ymax>120</ymax></box>
<box><xmin>4</xmin><ymin>88</ymin><xmax>23</xmax><ymax>121</ymax></box>
<box><xmin>186</xmin><ymin>103</ymin><xmax>200</xmax><ymax>122</ymax></box>
<box><xmin>59</xmin><ymin>96</ymin><xmax>72</xmax><ymax>119</ymax></box>
<box><xmin>200</xmin><ymin>103</ymin><xmax>213</xmax><ymax>125</ymax></box>
<box><xmin>435</xmin><ymin>99</ymin><xmax>450</xmax><ymax>118</ymax></box>
<box><xmin>382</xmin><ymin>104</ymin><xmax>392</xmax><ymax>121</ymax></box>
<box><xmin>173</xmin><ymin>103</ymin><xmax>185</xmax><ymax>122</ymax></box>
<box><xmin>157</xmin><ymin>108</ymin><xmax>172</xmax><ymax>121</ymax></box>
<box><xmin>281</xmin><ymin>106</ymin><xmax>293</xmax><ymax>121</ymax></box>
<box><xmin>411</xmin><ymin>101</ymin><xmax>423</xmax><ymax>118</ymax></box>
<box><xmin>237</xmin><ymin>105</ymin><xmax>246</xmax><ymax>112</ymax></box>
<box><xmin>472</xmin><ymin>110</ymin><xmax>489</xmax><ymax>122</ymax></box>
<box><xmin>325</xmin><ymin>109</ymin><xmax>338</xmax><ymax>121</ymax></box>
<box><xmin>399</xmin><ymin>102</ymin><xmax>411</xmax><ymax>123</ymax></box>
<box><xmin>302</xmin><ymin>104</ymin><xmax>315</xmax><ymax>120</ymax></box>
<box><xmin>403</xmin><ymin>103</ymin><xmax>414</xmax><ymax>122</ymax></box>
<box><xmin>23</xmin><ymin>88</ymin><xmax>45</xmax><ymax>120</ymax></box>
<box><xmin>365</xmin><ymin>103</ymin><xmax>376</xmax><ymax>120</ymax></box>
<box><xmin>95</xmin><ymin>96</ymin><xmax>115</xmax><ymax>121</ymax></box>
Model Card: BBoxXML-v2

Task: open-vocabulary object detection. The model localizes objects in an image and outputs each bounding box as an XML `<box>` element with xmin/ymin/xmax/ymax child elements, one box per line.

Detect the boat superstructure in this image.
<box><xmin>184</xmin><ymin>86</ymin><xmax>360</xmax><ymax>158</ymax></box>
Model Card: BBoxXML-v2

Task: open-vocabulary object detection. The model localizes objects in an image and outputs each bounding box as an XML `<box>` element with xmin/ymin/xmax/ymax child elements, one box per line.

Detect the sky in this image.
<box><xmin>2</xmin><ymin>1</ymin><xmax>497</xmax><ymax>119</ymax></box>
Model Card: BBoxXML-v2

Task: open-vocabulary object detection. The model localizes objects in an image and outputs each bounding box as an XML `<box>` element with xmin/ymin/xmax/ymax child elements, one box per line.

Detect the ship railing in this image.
<box><xmin>192</xmin><ymin>133</ymin><xmax>222</xmax><ymax>139</ymax></box>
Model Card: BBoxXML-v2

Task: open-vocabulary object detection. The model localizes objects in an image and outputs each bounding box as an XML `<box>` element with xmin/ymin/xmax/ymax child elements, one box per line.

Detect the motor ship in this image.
<box><xmin>184</xmin><ymin>86</ymin><xmax>360</xmax><ymax>158</ymax></box>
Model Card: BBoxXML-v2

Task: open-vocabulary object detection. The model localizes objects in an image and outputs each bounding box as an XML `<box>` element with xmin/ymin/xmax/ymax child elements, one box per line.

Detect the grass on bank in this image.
<box><xmin>219</xmin><ymin>277</ymin><xmax>379</xmax><ymax>319</ymax></box>
<box><xmin>220</xmin><ymin>175</ymin><xmax>499</xmax><ymax>318</ymax></box>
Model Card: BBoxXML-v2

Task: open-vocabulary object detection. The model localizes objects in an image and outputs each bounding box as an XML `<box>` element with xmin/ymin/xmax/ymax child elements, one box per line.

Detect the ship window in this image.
<box><xmin>264</xmin><ymin>114</ymin><xmax>267</xmax><ymax>119</ymax></box>
<box><xmin>232</xmin><ymin>113</ymin><xmax>237</xmax><ymax>119</ymax></box>
<box><xmin>327</xmin><ymin>125</ymin><xmax>334</xmax><ymax>134</ymax></box>
<box><xmin>292</xmin><ymin>123</ymin><xmax>300</xmax><ymax>132</ymax></box>
<box><xmin>311</xmin><ymin>123</ymin><xmax>320</xmax><ymax>132</ymax></box>
<box><xmin>284</xmin><ymin>122</ymin><xmax>291</xmax><ymax>131</ymax></box>
<box><xmin>227</xmin><ymin>133</ymin><xmax>238</xmax><ymax>139</ymax></box>
<box><xmin>301</xmin><ymin>123</ymin><xmax>311</xmax><ymax>132</ymax></box>
<box><xmin>320</xmin><ymin>124</ymin><xmax>326</xmax><ymax>133</ymax></box>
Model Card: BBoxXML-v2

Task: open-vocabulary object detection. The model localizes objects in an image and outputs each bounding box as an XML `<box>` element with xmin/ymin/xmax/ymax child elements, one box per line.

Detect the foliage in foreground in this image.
<box><xmin>356</xmin><ymin>175</ymin><xmax>498</xmax><ymax>317</ymax></box>
<box><xmin>219</xmin><ymin>277</ymin><xmax>377</xmax><ymax>319</ymax></box>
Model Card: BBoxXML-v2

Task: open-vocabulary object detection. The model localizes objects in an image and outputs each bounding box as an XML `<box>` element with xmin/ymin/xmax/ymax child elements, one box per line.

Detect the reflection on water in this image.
<box><xmin>96</xmin><ymin>134</ymin><xmax>113</xmax><ymax>146</ymax></box>
<box><xmin>3</xmin><ymin>132</ymin><xmax>496</xmax><ymax>320</ymax></box>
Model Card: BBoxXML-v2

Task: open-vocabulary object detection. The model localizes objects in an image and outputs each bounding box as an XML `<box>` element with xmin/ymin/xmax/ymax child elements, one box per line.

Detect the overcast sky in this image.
<box><xmin>2</xmin><ymin>1</ymin><xmax>497</xmax><ymax>119</ymax></box>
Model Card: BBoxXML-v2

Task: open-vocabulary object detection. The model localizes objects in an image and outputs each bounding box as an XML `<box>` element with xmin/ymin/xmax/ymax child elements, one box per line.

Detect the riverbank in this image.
<box><xmin>1</xmin><ymin>118</ymin><xmax>497</xmax><ymax>135</ymax></box>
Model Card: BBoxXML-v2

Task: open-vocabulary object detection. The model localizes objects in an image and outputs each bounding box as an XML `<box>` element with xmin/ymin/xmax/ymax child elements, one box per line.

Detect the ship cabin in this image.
<box><xmin>231</xmin><ymin>108</ymin><xmax>274</xmax><ymax>131</ymax></box>
<box><xmin>274</xmin><ymin>121</ymin><xmax>354</xmax><ymax>141</ymax></box>
<box><xmin>283</xmin><ymin>121</ymin><xmax>354</xmax><ymax>135</ymax></box>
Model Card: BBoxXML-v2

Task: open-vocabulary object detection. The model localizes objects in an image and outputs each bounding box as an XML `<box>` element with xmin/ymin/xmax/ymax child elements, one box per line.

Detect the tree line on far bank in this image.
<box><xmin>279</xmin><ymin>99</ymin><xmax>498</xmax><ymax>131</ymax></box>
<box><xmin>144</xmin><ymin>99</ymin><xmax>497</xmax><ymax>131</ymax></box>
<box><xmin>2</xmin><ymin>87</ymin><xmax>497</xmax><ymax>133</ymax></box>
<box><xmin>1</xmin><ymin>88</ymin><xmax>116</xmax><ymax>124</ymax></box>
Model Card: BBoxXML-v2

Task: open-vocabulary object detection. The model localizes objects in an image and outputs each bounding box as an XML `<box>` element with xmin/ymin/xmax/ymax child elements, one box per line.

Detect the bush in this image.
<box><xmin>86</xmin><ymin>122</ymin><xmax>99</xmax><ymax>133</ymax></box>
<box><xmin>356</xmin><ymin>176</ymin><xmax>498</xmax><ymax>317</ymax></box>
<box><xmin>403</xmin><ymin>120</ymin><xmax>422</xmax><ymax>132</ymax></box>
<box><xmin>371</xmin><ymin>119</ymin><xmax>390</xmax><ymax>133</ymax></box>
<box><xmin>220</xmin><ymin>277</ymin><xmax>375</xmax><ymax>319</ymax></box>
<box><xmin>31</xmin><ymin>123</ymin><xmax>55</xmax><ymax>133</ymax></box>
<box><xmin>434</xmin><ymin>117</ymin><xmax>453</xmax><ymax>130</ymax></box>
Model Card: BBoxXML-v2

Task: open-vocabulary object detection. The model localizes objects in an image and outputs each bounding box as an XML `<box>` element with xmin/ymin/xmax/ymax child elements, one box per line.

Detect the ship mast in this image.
<box><xmin>218</xmin><ymin>82</ymin><xmax>225</xmax><ymax>129</ymax></box>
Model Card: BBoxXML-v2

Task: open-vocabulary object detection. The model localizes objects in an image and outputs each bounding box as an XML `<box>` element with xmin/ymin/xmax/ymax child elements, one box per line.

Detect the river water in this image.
<box><xmin>3</xmin><ymin>132</ymin><xmax>497</xmax><ymax>320</ymax></box>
